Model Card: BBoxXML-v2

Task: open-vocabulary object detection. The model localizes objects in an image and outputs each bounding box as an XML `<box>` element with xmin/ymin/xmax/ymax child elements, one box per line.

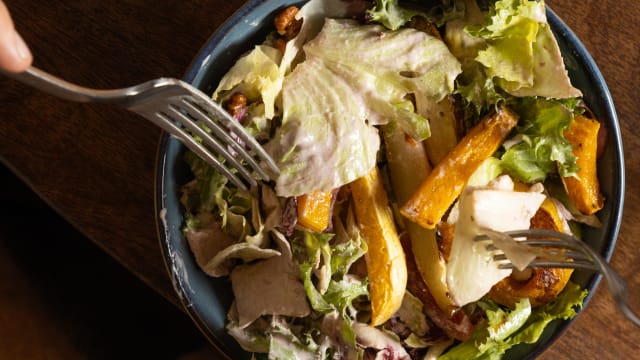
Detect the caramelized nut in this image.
<box><xmin>409</xmin><ymin>16</ymin><xmax>442</xmax><ymax>40</ymax></box>
<box><xmin>225</xmin><ymin>93</ymin><xmax>247</xmax><ymax>120</ymax></box>
<box><xmin>274</xmin><ymin>6</ymin><xmax>299</xmax><ymax>36</ymax></box>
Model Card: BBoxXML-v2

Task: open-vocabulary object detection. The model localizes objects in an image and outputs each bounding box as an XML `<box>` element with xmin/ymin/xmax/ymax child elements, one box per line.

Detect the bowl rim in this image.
<box><xmin>153</xmin><ymin>2</ymin><xmax>626</xmax><ymax>359</ymax></box>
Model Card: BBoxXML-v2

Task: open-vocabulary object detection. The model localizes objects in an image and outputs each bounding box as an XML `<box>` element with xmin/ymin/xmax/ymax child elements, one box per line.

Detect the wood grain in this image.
<box><xmin>0</xmin><ymin>0</ymin><xmax>638</xmax><ymax>358</ymax></box>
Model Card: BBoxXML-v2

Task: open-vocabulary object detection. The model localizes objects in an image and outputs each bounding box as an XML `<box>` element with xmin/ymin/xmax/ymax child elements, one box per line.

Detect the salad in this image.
<box><xmin>179</xmin><ymin>0</ymin><xmax>606</xmax><ymax>358</ymax></box>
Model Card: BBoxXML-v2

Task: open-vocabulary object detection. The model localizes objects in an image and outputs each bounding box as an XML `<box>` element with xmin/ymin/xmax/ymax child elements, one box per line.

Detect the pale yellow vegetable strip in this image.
<box><xmin>350</xmin><ymin>166</ymin><xmax>407</xmax><ymax>326</ymax></box>
<box><xmin>401</xmin><ymin>106</ymin><xmax>519</xmax><ymax>229</ymax></box>
<box><xmin>419</xmin><ymin>95</ymin><xmax>461</xmax><ymax>166</ymax></box>
<box><xmin>383</xmin><ymin>127</ymin><xmax>457</xmax><ymax>316</ymax></box>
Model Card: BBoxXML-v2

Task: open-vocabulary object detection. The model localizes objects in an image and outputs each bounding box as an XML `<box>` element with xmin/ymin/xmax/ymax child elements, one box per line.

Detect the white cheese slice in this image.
<box><xmin>446</xmin><ymin>176</ymin><xmax>546</xmax><ymax>307</ymax></box>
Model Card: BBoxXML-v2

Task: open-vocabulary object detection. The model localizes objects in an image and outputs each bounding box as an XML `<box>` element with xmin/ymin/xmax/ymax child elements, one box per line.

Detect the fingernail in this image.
<box><xmin>13</xmin><ymin>31</ymin><xmax>31</xmax><ymax>61</ymax></box>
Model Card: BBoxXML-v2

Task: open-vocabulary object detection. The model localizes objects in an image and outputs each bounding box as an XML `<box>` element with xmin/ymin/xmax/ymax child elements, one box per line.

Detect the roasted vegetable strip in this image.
<box><xmin>562</xmin><ymin>114</ymin><xmax>604</xmax><ymax>215</ymax></box>
<box><xmin>401</xmin><ymin>233</ymin><xmax>473</xmax><ymax>341</ymax></box>
<box><xmin>488</xmin><ymin>202</ymin><xmax>574</xmax><ymax>308</ymax></box>
<box><xmin>296</xmin><ymin>190</ymin><xmax>333</xmax><ymax>232</ymax></box>
<box><xmin>421</xmin><ymin>95</ymin><xmax>461</xmax><ymax>166</ymax></box>
<box><xmin>401</xmin><ymin>106</ymin><xmax>519</xmax><ymax>229</ymax></box>
<box><xmin>350</xmin><ymin>166</ymin><xmax>407</xmax><ymax>326</ymax></box>
<box><xmin>383</xmin><ymin>127</ymin><xmax>457</xmax><ymax>315</ymax></box>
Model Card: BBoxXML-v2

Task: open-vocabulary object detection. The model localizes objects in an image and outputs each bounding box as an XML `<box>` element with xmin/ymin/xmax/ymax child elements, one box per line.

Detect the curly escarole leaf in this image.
<box><xmin>366</xmin><ymin>0</ymin><xmax>423</xmax><ymax>30</ymax></box>
<box><xmin>268</xmin><ymin>18</ymin><xmax>461</xmax><ymax>197</ymax></box>
<box><xmin>183</xmin><ymin>151</ymin><xmax>252</xmax><ymax>240</ymax></box>
<box><xmin>295</xmin><ymin>230</ymin><xmax>369</xmax><ymax>315</ymax></box>
<box><xmin>294</xmin><ymin>229</ymin><xmax>368</xmax><ymax>359</ymax></box>
<box><xmin>501</xmin><ymin>97</ymin><xmax>580</xmax><ymax>183</ymax></box>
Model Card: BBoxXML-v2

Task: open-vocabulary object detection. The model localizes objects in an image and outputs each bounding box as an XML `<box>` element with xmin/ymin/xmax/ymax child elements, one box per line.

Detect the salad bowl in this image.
<box><xmin>155</xmin><ymin>0</ymin><xmax>624</xmax><ymax>359</ymax></box>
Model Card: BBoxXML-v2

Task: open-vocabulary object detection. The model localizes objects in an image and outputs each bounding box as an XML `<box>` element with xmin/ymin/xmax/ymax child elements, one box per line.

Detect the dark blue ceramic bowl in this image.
<box><xmin>154</xmin><ymin>3</ymin><xmax>625</xmax><ymax>359</ymax></box>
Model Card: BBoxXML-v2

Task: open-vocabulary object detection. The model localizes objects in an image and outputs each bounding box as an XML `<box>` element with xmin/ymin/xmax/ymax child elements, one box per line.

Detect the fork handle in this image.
<box><xmin>3</xmin><ymin>66</ymin><xmax>163</xmax><ymax>105</ymax></box>
<box><xmin>599</xmin><ymin>261</ymin><xmax>640</xmax><ymax>327</ymax></box>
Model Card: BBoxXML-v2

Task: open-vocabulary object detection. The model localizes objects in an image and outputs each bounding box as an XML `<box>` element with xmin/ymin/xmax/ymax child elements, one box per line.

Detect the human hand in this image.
<box><xmin>0</xmin><ymin>1</ymin><xmax>32</xmax><ymax>73</ymax></box>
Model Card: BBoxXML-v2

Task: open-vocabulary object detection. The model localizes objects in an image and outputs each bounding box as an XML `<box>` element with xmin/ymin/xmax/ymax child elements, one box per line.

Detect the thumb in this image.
<box><xmin>0</xmin><ymin>1</ymin><xmax>32</xmax><ymax>73</ymax></box>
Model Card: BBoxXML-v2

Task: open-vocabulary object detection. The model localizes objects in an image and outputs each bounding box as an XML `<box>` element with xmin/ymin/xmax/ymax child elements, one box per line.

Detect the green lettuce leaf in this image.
<box><xmin>183</xmin><ymin>151</ymin><xmax>253</xmax><ymax>240</ymax></box>
<box><xmin>294</xmin><ymin>226</ymin><xmax>368</xmax><ymax>357</ymax></box>
<box><xmin>395</xmin><ymin>291</ymin><xmax>430</xmax><ymax>337</ymax></box>
<box><xmin>268</xmin><ymin>18</ymin><xmax>461</xmax><ymax>196</ymax></box>
<box><xmin>439</xmin><ymin>283</ymin><xmax>587</xmax><ymax>359</ymax></box>
<box><xmin>330</xmin><ymin>225</ymin><xmax>367</xmax><ymax>277</ymax></box>
<box><xmin>295</xmin><ymin>230</ymin><xmax>369</xmax><ymax>315</ymax></box>
<box><xmin>367</xmin><ymin>0</ymin><xmax>467</xmax><ymax>31</ymax></box>
<box><xmin>467</xmin><ymin>156</ymin><xmax>504</xmax><ymax>186</ymax></box>
<box><xmin>467</xmin><ymin>0</ymin><xmax>581</xmax><ymax>99</ymax></box>
<box><xmin>269</xmin><ymin>318</ymin><xmax>321</xmax><ymax>360</ymax></box>
<box><xmin>366</xmin><ymin>0</ymin><xmax>423</xmax><ymax>30</ymax></box>
<box><xmin>510</xmin><ymin>282</ymin><xmax>587</xmax><ymax>344</ymax></box>
<box><xmin>439</xmin><ymin>298</ymin><xmax>532</xmax><ymax>360</ymax></box>
<box><xmin>213</xmin><ymin>45</ymin><xmax>283</xmax><ymax>119</ymax></box>
<box><xmin>501</xmin><ymin>97</ymin><xmax>579</xmax><ymax>183</ymax></box>
<box><xmin>225</xmin><ymin>307</ymin><xmax>271</xmax><ymax>353</ymax></box>
<box><xmin>445</xmin><ymin>0</ymin><xmax>505</xmax><ymax>126</ymax></box>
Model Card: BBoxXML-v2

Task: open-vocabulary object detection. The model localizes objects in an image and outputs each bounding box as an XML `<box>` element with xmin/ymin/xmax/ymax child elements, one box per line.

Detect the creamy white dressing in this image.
<box><xmin>268</xmin><ymin>18</ymin><xmax>461</xmax><ymax>197</ymax></box>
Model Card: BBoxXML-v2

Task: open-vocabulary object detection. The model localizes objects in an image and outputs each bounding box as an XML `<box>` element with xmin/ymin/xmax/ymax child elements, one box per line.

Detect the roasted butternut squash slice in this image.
<box><xmin>296</xmin><ymin>190</ymin><xmax>333</xmax><ymax>232</ymax></box>
<box><xmin>562</xmin><ymin>114</ymin><xmax>604</xmax><ymax>215</ymax></box>
<box><xmin>400</xmin><ymin>106</ymin><xmax>519</xmax><ymax>229</ymax></box>
<box><xmin>488</xmin><ymin>202</ymin><xmax>574</xmax><ymax>308</ymax></box>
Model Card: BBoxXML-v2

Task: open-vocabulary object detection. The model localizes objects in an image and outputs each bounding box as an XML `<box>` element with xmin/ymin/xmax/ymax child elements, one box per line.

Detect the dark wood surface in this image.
<box><xmin>1</xmin><ymin>0</ymin><xmax>638</xmax><ymax>358</ymax></box>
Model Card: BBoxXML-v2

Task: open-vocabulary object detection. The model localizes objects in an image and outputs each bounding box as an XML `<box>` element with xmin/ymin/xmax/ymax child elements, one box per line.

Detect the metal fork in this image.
<box><xmin>476</xmin><ymin>229</ymin><xmax>640</xmax><ymax>327</ymax></box>
<box><xmin>3</xmin><ymin>66</ymin><xmax>279</xmax><ymax>191</ymax></box>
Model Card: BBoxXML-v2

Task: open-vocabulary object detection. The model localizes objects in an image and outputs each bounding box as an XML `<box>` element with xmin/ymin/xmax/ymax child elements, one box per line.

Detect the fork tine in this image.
<box><xmin>528</xmin><ymin>259</ymin><xmax>600</xmax><ymax>271</ymax></box>
<box><xmin>505</xmin><ymin>229</ymin><xmax>576</xmax><ymax>243</ymax></box>
<box><xmin>181</xmin><ymin>92</ymin><xmax>280</xmax><ymax>175</ymax></box>
<box><xmin>477</xmin><ymin>229</ymin><xmax>601</xmax><ymax>271</ymax></box>
<box><xmin>492</xmin><ymin>249</ymin><xmax>590</xmax><ymax>263</ymax></box>
<box><xmin>519</xmin><ymin>242</ymin><xmax>592</xmax><ymax>261</ymax></box>
<box><xmin>152</xmin><ymin>111</ymin><xmax>250</xmax><ymax>190</ymax></box>
<box><xmin>176</xmin><ymin>97</ymin><xmax>272</xmax><ymax>181</ymax></box>
<box><xmin>497</xmin><ymin>260</ymin><xmax>600</xmax><ymax>271</ymax></box>
<box><xmin>162</xmin><ymin>103</ymin><xmax>258</xmax><ymax>187</ymax></box>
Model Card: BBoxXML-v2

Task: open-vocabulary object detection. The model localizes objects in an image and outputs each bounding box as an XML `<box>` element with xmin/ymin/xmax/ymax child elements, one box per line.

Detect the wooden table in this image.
<box><xmin>1</xmin><ymin>0</ymin><xmax>638</xmax><ymax>358</ymax></box>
